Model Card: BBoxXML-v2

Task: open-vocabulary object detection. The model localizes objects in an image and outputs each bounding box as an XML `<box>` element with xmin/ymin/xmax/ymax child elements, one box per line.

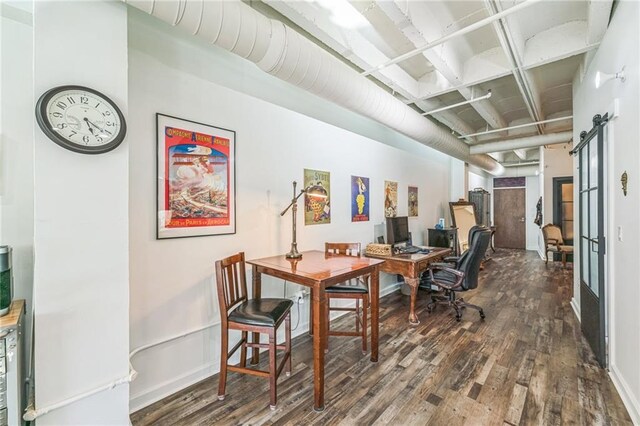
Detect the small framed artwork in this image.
<box><xmin>384</xmin><ymin>180</ymin><xmax>398</xmax><ymax>217</ymax></box>
<box><xmin>408</xmin><ymin>186</ymin><xmax>418</xmax><ymax>217</ymax></box>
<box><xmin>304</xmin><ymin>168</ymin><xmax>331</xmax><ymax>225</ymax></box>
<box><xmin>156</xmin><ymin>113</ymin><xmax>236</xmax><ymax>239</ymax></box>
<box><xmin>351</xmin><ymin>175</ymin><xmax>370</xmax><ymax>222</ymax></box>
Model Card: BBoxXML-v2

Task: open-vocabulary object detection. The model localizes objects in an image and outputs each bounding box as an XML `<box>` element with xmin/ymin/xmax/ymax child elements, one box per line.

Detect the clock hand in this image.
<box><xmin>83</xmin><ymin>117</ymin><xmax>96</xmax><ymax>135</ymax></box>
<box><xmin>85</xmin><ymin>118</ymin><xmax>113</xmax><ymax>136</ymax></box>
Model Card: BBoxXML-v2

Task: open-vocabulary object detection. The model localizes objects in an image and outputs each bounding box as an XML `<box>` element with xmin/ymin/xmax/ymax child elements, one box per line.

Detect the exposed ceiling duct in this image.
<box><xmin>470</xmin><ymin>131</ymin><xmax>573</xmax><ymax>155</ymax></box>
<box><xmin>124</xmin><ymin>0</ymin><xmax>504</xmax><ymax>175</ymax></box>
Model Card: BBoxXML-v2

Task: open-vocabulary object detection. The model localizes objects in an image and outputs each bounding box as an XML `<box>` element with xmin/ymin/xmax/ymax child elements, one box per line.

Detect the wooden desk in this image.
<box><xmin>366</xmin><ymin>247</ymin><xmax>451</xmax><ymax>325</ymax></box>
<box><xmin>247</xmin><ymin>251</ymin><xmax>384</xmax><ymax>411</ymax></box>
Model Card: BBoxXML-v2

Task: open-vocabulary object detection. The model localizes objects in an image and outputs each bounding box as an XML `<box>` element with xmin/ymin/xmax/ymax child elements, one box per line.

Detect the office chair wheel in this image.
<box><xmin>479</xmin><ymin>310</ymin><xmax>485</xmax><ymax>320</ymax></box>
<box><xmin>455</xmin><ymin>315</ymin><xmax>461</xmax><ymax>322</ymax></box>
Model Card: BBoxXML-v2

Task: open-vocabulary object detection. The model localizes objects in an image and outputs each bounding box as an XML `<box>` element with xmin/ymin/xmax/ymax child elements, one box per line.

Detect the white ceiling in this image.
<box><xmin>261</xmin><ymin>0</ymin><xmax>612</xmax><ymax>166</ymax></box>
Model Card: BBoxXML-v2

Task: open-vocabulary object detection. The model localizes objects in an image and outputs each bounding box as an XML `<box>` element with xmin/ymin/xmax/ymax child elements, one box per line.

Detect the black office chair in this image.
<box><xmin>424</xmin><ymin>226</ymin><xmax>491</xmax><ymax>321</ymax></box>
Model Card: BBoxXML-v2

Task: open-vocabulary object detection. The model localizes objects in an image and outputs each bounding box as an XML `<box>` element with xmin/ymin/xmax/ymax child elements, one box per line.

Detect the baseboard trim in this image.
<box><xmin>537</xmin><ymin>248</ymin><xmax>546</xmax><ymax>261</ymax></box>
<box><xmin>130</xmin><ymin>281</ymin><xmax>403</xmax><ymax>412</ymax></box>
<box><xmin>129</xmin><ymin>362</ymin><xmax>216</xmax><ymax>413</ymax></box>
<box><xmin>570</xmin><ymin>297</ymin><xmax>580</xmax><ymax>322</ymax></box>
<box><xmin>609</xmin><ymin>364</ymin><xmax>640</xmax><ymax>425</ymax></box>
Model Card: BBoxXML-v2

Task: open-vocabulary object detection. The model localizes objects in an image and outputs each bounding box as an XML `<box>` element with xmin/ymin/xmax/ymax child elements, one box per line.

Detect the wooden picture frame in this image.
<box><xmin>156</xmin><ymin>113</ymin><xmax>236</xmax><ymax>239</ymax></box>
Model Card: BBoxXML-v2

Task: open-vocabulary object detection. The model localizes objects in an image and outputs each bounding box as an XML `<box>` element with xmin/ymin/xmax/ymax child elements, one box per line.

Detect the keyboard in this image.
<box><xmin>400</xmin><ymin>246</ymin><xmax>423</xmax><ymax>254</ymax></box>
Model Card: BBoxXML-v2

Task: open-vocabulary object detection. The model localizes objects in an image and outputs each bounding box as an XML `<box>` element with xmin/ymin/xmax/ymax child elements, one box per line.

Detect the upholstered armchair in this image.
<box><xmin>542</xmin><ymin>224</ymin><xmax>573</xmax><ymax>268</ymax></box>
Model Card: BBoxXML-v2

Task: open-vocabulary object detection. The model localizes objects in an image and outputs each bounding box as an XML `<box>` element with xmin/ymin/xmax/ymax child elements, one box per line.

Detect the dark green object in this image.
<box><xmin>0</xmin><ymin>246</ymin><xmax>12</xmax><ymax>316</ymax></box>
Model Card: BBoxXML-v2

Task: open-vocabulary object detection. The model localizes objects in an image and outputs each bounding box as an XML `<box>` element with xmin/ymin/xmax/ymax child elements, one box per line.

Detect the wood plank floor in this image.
<box><xmin>131</xmin><ymin>249</ymin><xmax>632</xmax><ymax>425</ymax></box>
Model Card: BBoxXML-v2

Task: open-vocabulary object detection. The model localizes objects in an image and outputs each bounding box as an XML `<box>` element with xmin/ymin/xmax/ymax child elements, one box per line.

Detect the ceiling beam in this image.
<box><xmin>470</xmin><ymin>131</ymin><xmax>573</xmax><ymax>154</ymax></box>
<box><xmin>513</xmin><ymin>149</ymin><xmax>529</xmax><ymax>160</ymax></box>
<box><xmin>360</xmin><ymin>0</ymin><xmax>543</xmax><ymax>76</ymax></box>
<box><xmin>484</xmin><ymin>0</ymin><xmax>544</xmax><ymax>134</ymax></box>
<box><xmin>414</xmin><ymin>99</ymin><xmax>477</xmax><ymax>143</ymax></box>
<box><xmin>263</xmin><ymin>0</ymin><xmax>418</xmax><ymax>100</ymax></box>
<box><xmin>375</xmin><ymin>0</ymin><xmax>508</xmax><ymax>131</ymax></box>
<box><xmin>587</xmin><ymin>0</ymin><xmax>614</xmax><ymax>45</ymax></box>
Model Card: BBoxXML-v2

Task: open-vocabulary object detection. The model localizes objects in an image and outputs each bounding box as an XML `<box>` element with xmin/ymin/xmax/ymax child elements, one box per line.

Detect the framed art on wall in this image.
<box><xmin>304</xmin><ymin>168</ymin><xmax>330</xmax><ymax>225</ymax></box>
<box><xmin>156</xmin><ymin>113</ymin><xmax>236</xmax><ymax>239</ymax></box>
<box><xmin>408</xmin><ymin>186</ymin><xmax>418</xmax><ymax>217</ymax></box>
<box><xmin>384</xmin><ymin>180</ymin><xmax>398</xmax><ymax>217</ymax></box>
<box><xmin>351</xmin><ymin>175</ymin><xmax>369</xmax><ymax>222</ymax></box>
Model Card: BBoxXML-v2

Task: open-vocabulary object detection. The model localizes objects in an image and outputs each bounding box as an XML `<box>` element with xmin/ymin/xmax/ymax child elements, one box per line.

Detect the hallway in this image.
<box><xmin>131</xmin><ymin>250</ymin><xmax>632</xmax><ymax>425</ymax></box>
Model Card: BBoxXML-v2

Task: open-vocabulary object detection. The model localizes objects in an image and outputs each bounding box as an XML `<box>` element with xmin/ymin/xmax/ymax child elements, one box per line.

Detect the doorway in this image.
<box><xmin>553</xmin><ymin>177</ymin><xmax>574</xmax><ymax>262</ymax></box>
<box><xmin>573</xmin><ymin>113</ymin><xmax>608</xmax><ymax>367</ymax></box>
<box><xmin>493</xmin><ymin>188</ymin><xmax>526</xmax><ymax>249</ymax></box>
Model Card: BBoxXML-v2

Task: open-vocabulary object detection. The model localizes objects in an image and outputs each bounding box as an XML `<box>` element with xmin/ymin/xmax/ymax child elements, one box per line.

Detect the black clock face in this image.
<box><xmin>36</xmin><ymin>85</ymin><xmax>127</xmax><ymax>154</ymax></box>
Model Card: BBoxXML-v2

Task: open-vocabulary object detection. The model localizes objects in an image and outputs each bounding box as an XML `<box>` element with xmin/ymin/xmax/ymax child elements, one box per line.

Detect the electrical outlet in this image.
<box><xmin>290</xmin><ymin>290</ymin><xmax>305</xmax><ymax>304</ymax></box>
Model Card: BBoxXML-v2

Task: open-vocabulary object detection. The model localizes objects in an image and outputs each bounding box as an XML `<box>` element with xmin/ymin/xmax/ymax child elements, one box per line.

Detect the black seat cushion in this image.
<box><xmin>325</xmin><ymin>280</ymin><xmax>368</xmax><ymax>294</ymax></box>
<box><xmin>228</xmin><ymin>298</ymin><xmax>293</xmax><ymax>327</ymax></box>
<box><xmin>420</xmin><ymin>270</ymin><xmax>461</xmax><ymax>290</ymax></box>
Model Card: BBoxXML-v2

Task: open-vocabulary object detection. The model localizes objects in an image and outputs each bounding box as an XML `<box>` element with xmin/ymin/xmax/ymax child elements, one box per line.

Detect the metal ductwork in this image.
<box><xmin>124</xmin><ymin>0</ymin><xmax>504</xmax><ymax>175</ymax></box>
<box><xmin>470</xmin><ymin>131</ymin><xmax>573</xmax><ymax>154</ymax></box>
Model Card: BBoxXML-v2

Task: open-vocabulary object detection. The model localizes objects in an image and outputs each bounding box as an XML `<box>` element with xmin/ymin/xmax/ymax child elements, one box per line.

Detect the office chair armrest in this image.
<box><xmin>443</xmin><ymin>256</ymin><xmax>459</xmax><ymax>263</ymax></box>
<box><xmin>428</xmin><ymin>265</ymin><xmax>465</xmax><ymax>290</ymax></box>
<box><xmin>429</xmin><ymin>262</ymin><xmax>456</xmax><ymax>269</ymax></box>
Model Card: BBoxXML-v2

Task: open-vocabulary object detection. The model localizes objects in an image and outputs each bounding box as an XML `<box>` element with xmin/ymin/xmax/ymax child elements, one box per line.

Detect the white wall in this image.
<box><xmin>32</xmin><ymin>1</ymin><xmax>130</xmax><ymax>424</ymax></box>
<box><xmin>572</xmin><ymin>0</ymin><xmax>640</xmax><ymax>422</ymax></box>
<box><xmin>128</xmin><ymin>11</ymin><xmax>454</xmax><ymax>410</ymax></box>
<box><xmin>468</xmin><ymin>171</ymin><xmax>488</xmax><ymax>191</ymax></box>
<box><xmin>0</xmin><ymin>0</ymin><xmax>35</xmax><ymax>371</ymax></box>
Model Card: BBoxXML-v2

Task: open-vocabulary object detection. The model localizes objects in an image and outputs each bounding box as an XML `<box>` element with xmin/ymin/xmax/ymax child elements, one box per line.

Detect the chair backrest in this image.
<box><xmin>215</xmin><ymin>252</ymin><xmax>248</xmax><ymax>318</ymax></box>
<box><xmin>457</xmin><ymin>227</ymin><xmax>491</xmax><ymax>290</ymax></box>
<box><xmin>325</xmin><ymin>242</ymin><xmax>362</xmax><ymax>257</ymax></box>
<box><xmin>454</xmin><ymin>225</ymin><xmax>484</xmax><ymax>268</ymax></box>
<box><xmin>542</xmin><ymin>223</ymin><xmax>564</xmax><ymax>245</ymax></box>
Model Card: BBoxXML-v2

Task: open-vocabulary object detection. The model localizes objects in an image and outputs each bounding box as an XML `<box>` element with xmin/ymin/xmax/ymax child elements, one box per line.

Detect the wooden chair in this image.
<box><xmin>215</xmin><ymin>252</ymin><xmax>292</xmax><ymax>410</ymax></box>
<box><xmin>322</xmin><ymin>242</ymin><xmax>369</xmax><ymax>353</ymax></box>
<box><xmin>542</xmin><ymin>224</ymin><xmax>573</xmax><ymax>268</ymax></box>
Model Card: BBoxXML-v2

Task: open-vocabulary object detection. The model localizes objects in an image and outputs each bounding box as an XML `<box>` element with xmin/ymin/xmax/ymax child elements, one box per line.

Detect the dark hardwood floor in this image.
<box><xmin>131</xmin><ymin>249</ymin><xmax>632</xmax><ymax>425</ymax></box>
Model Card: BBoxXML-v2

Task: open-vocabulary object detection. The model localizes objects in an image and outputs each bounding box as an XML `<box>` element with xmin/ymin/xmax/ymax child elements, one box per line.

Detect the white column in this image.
<box><xmin>33</xmin><ymin>1</ymin><xmax>129</xmax><ymax>424</ymax></box>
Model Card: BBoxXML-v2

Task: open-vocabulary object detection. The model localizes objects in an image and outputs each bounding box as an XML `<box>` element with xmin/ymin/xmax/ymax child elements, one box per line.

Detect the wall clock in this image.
<box><xmin>35</xmin><ymin>85</ymin><xmax>126</xmax><ymax>154</ymax></box>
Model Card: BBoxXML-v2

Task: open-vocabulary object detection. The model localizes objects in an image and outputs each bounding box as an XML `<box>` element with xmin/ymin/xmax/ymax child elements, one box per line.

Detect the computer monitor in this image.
<box><xmin>386</xmin><ymin>216</ymin><xmax>410</xmax><ymax>246</ymax></box>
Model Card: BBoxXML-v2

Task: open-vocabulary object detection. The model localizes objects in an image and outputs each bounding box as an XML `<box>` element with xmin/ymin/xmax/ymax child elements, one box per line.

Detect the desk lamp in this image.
<box><xmin>280</xmin><ymin>181</ymin><xmax>328</xmax><ymax>259</ymax></box>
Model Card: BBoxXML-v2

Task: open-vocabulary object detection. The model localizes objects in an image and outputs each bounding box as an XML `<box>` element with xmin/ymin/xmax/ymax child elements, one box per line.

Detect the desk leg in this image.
<box><xmin>406</xmin><ymin>277</ymin><xmax>420</xmax><ymax>325</ymax></box>
<box><xmin>370</xmin><ymin>267</ymin><xmax>379</xmax><ymax>362</ymax></box>
<box><xmin>251</xmin><ymin>265</ymin><xmax>261</xmax><ymax>365</ymax></box>
<box><xmin>312</xmin><ymin>285</ymin><xmax>326</xmax><ymax>411</ymax></box>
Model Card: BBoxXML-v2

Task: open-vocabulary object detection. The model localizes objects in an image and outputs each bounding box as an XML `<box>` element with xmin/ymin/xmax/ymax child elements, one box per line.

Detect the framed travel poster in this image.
<box><xmin>408</xmin><ymin>186</ymin><xmax>418</xmax><ymax>217</ymax></box>
<box><xmin>351</xmin><ymin>175</ymin><xmax>370</xmax><ymax>222</ymax></box>
<box><xmin>304</xmin><ymin>168</ymin><xmax>330</xmax><ymax>225</ymax></box>
<box><xmin>384</xmin><ymin>180</ymin><xmax>398</xmax><ymax>218</ymax></box>
<box><xmin>156</xmin><ymin>113</ymin><xmax>236</xmax><ymax>239</ymax></box>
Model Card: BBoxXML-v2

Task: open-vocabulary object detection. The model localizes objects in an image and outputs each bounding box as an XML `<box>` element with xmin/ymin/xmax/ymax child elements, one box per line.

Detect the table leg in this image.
<box><xmin>370</xmin><ymin>267</ymin><xmax>379</xmax><ymax>362</ymax></box>
<box><xmin>308</xmin><ymin>288</ymin><xmax>314</xmax><ymax>336</ymax></box>
<box><xmin>312</xmin><ymin>284</ymin><xmax>326</xmax><ymax>411</ymax></box>
<box><xmin>251</xmin><ymin>265</ymin><xmax>262</xmax><ymax>365</ymax></box>
<box><xmin>406</xmin><ymin>277</ymin><xmax>420</xmax><ymax>325</ymax></box>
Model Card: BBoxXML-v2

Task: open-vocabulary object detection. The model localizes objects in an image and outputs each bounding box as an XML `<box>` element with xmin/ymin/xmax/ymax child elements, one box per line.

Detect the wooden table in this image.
<box><xmin>246</xmin><ymin>250</ymin><xmax>384</xmax><ymax>411</ymax></box>
<box><xmin>366</xmin><ymin>247</ymin><xmax>451</xmax><ymax>325</ymax></box>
